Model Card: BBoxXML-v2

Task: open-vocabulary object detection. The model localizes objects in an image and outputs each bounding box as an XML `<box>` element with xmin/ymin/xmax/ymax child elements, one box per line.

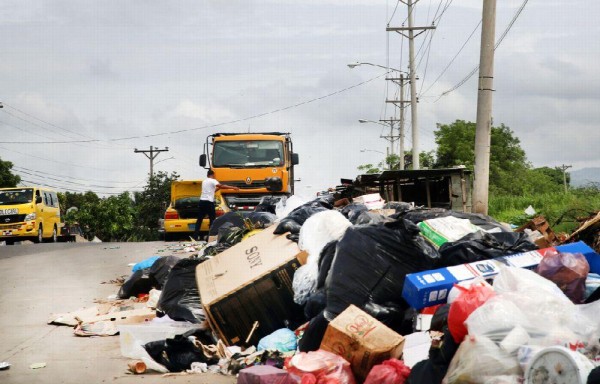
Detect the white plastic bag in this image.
<box><xmin>275</xmin><ymin>195</ymin><xmax>305</xmax><ymax>219</ymax></box>
<box><xmin>442</xmin><ymin>335</ymin><xmax>521</xmax><ymax>384</ymax></box>
<box><xmin>292</xmin><ymin>210</ymin><xmax>351</xmax><ymax>304</ymax></box>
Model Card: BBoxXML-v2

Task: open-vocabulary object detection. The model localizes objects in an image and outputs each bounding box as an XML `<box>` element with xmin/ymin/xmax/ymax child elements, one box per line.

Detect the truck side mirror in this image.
<box><xmin>199</xmin><ymin>154</ymin><xmax>207</xmax><ymax>168</ymax></box>
<box><xmin>291</xmin><ymin>153</ymin><xmax>299</xmax><ymax>165</ymax></box>
<box><xmin>36</xmin><ymin>196</ymin><xmax>42</xmax><ymax>204</ymax></box>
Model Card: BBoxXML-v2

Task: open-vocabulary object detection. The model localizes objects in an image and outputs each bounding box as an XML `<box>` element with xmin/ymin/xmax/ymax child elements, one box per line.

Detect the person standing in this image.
<box><xmin>193</xmin><ymin>170</ymin><xmax>239</xmax><ymax>241</ymax></box>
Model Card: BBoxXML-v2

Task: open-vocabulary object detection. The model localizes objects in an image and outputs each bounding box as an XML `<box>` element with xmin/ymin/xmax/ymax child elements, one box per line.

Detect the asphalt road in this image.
<box><xmin>0</xmin><ymin>241</ymin><xmax>237</xmax><ymax>384</ymax></box>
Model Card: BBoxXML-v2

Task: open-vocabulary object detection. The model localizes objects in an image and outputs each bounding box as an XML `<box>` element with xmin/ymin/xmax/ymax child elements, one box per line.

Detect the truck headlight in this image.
<box><xmin>24</xmin><ymin>213</ymin><xmax>37</xmax><ymax>221</ymax></box>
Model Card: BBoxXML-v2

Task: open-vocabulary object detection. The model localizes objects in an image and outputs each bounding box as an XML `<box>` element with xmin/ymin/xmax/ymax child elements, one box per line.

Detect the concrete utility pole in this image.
<box><xmin>559</xmin><ymin>164</ymin><xmax>572</xmax><ymax>193</ymax></box>
<box><xmin>472</xmin><ymin>0</ymin><xmax>497</xmax><ymax>214</ymax></box>
<box><xmin>385</xmin><ymin>73</ymin><xmax>409</xmax><ymax>170</ymax></box>
<box><xmin>134</xmin><ymin>146</ymin><xmax>169</xmax><ymax>177</ymax></box>
<box><xmin>387</xmin><ymin>1</ymin><xmax>436</xmax><ymax>170</ymax></box>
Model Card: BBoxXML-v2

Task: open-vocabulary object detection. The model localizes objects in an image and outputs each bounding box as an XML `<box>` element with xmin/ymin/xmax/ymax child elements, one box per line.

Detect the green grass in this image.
<box><xmin>489</xmin><ymin>188</ymin><xmax>600</xmax><ymax>234</ymax></box>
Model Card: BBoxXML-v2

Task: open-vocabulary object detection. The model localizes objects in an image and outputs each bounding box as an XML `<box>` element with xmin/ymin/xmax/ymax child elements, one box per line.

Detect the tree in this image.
<box><xmin>0</xmin><ymin>157</ymin><xmax>21</xmax><ymax>187</ymax></box>
<box><xmin>433</xmin><ymin>120</ymin><xmax>563</xmax><ymax>195</ymax></box>
<box><xmin>357</xmin><ymin>151</ymin><xmax>434</xmax><ymax>173</ymax></box>
<box><xmin>133</xmin><ymin>171</ymin><xmax>180</xmax><ymax>231</ymax></box>
<box><xmin>75</xmin><ymin>192</ymin><xmax>135</xmax><ymax>241</ymax></box>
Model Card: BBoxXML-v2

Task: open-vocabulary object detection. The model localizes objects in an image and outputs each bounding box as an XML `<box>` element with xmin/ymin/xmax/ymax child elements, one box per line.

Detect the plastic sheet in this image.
<box><xmin>254</xmin><ymin>196</ymin><xmax>282</xmax><ymax>214</ymax></box>
<box><xmin>325</xmin><ymin>219</ymin><xmax>440</xmax><ymax>325</ymax></box>
<box><xmin>286</xmin><ymin>349</ymin><xmax>356</xmax><ymax>384</ymax></box>
<box><xmin>257</xmin><ymin>328</ymin><xmax>297</xmax><ymax>352</ymax></box>
<box><xmin>535</xmin><ymin>251</ymin><xmax>590</xmax><ymax>304</ymax></box>
<box><xmin>157</xmin><ymin>259</ymin><xmax>206</xmax><ymax>324</ymax></box>
<box><xmin>208</xmin><ymin>212</ymin><xmax>245</xmax><ymax>236</ymax></box>
<box><xmin>364</xmin><ymin>358</ymin><xmax>410</xmax><ymax>384</ymax></box>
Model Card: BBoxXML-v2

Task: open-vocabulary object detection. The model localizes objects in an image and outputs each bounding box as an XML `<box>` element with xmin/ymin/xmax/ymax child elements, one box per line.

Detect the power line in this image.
<box><xmin>19</xmin><ymin>178</ymin><xmax>141</xmax><ymax>195</ymax></box>
<box><xmin>435</xmin><ymin>0</ymin><xmax>530</xmax><ymax>101</ymax></box>
<box><xmin>0</xmin><ymin>73</ymin><xmax>387</xmax><ymax>145</ymax></box>
<box><xmin>12</xmin><ymin>165</ymin><xmax>143</xmax><ymax>186</ymax></box>
<box><xmin>0</xmin><ymin>145</ymin><xmax>115</xmax><ymax>171</ymax></box>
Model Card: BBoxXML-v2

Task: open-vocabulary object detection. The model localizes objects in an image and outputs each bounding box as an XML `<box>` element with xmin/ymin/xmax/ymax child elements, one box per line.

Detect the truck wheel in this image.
<box><xmin>34</xmin><ymin>225</ymin><xmax>43</xmax><ymax>243</ymax></box>
<box><xmin>5</xmin><ymin>240</ymin><xmax>15</xmax><ymax>245</ymax></box>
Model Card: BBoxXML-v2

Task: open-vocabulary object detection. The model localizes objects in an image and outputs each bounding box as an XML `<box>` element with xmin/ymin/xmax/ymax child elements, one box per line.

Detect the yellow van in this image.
<box><xmin>161</xmin><ymin>180</ymin><xmax>228</xmax><ymax>241</ymax></box>
<box><xmin>0</xmin><ymin>187</ymin><xmax>62</xmax><ymax>245</ymax></box>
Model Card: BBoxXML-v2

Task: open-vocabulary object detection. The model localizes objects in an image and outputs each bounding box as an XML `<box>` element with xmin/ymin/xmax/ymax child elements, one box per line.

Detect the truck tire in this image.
<box><xmin>34</xmin><ymin>225</ymin><xmax>43</xmax><ymax>243</ymax></box>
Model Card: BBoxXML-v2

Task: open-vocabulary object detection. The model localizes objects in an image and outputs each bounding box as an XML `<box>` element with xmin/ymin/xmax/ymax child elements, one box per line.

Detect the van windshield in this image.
<box><xmin>213</xmin><ymin>140</ymin><xmax>284</xmax><ymax>167</ymax></box>
<box><xmin>0</xmin><ymin>189</ymin><xmax>34</xmax><ymax>205</ymax></box>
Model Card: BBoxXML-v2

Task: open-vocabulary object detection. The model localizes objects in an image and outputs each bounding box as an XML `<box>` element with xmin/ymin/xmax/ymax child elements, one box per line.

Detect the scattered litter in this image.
<box><xmin>30</xmin><ymin>362</ymin><xmax>46</xmax><ymax>369</ymax></box>
<box><xmin>0</xmin><ymin>362</ymin><xmax>10</xmax><ymax>370</ymax></box>
<box><xmin>127</xmin><ymin>360</ymin><xmax>146</xmax><ymax>374</ymax></box>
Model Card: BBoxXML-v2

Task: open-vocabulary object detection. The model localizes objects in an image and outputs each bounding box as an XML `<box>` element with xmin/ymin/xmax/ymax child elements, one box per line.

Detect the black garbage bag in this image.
<box><xmin>217</xmin><ymin>222</ymin><xmax>246</xmax><ymax>247</ymax></box>
<box><xmin>273</xmin><ymin>204</ymin><xmax>328</xmax><ymax>235</ymax></box>
<box><xmin>439</xmin><ymin>230</ymin><xmax>538</xmax><ymax>267</ymax></box>
<box><xmin>246</xmin><ymin>211</ymin><xmax>277</xmax><ymax>229</ymax></box>
<box><xmin>208</xmin><ymin>212</ymin><xmax>245</xmax><ymax>236</ymax></box>
<box><xmin>383</xmin><ymin>201</ymin><xmax>414</xmax><ymax>214</ymax></box>
<box><xmin>354</xmin><ymin>211</ymin><xmax>390</xmax><ymax>225</ymax></box>
<box><xmin>312</xmin><ymin>195</ymin><xmax>335</xmax><ymax>209</ymax></box>
<box><xmin>298</xmin><ymin>311</ymin><xmax>330</xmax><ymax>352</ymax></box>
<box><xmin>363</xmin><ymin>301</ymin><xmax>415</xmax><ymax>334</ymax></box>
<box><xmin>316</xmin><ymin>241</ymin><xmax>337</xmax><ymax>290</ymax></box>
<box><xmin>144</xmin><ymin>328</ymin><xmax>218</xmax><ymax>372</ymax></box>
<box><xmin>157</xmin><ymin>258</ymin><xmax>205</xmax><ymax>323</ymax></box>
<box><xmin>304</xmin><ymin>289</ymin><xmax>327</xmax><ymax>320</ymax></box>
<box><xmin>149</xmin><ymin>256</ymin><xmax>181</xmax><ymax>289</ymax></box>
<box><xmin>118</xmin><ymin>268</ymin><xmax>156</xmax><ymax>299</ymax></box>
<box><xmin>286</xmin><ymin>233</ymin><xmax>300</xmax><ymax>243</ymax></box>
<box><xmin>325</xmin><ymin>219</ymin><xmax>440</xmax><ymax>322</ymax></box>
<box><xmin>340</xmin><ymin>203</ymin><xmax>368</xmax><ymax>224</ymax></box>
<box><xmin>254</xmin><ymin>196</ymin><xmax>282</xmax><ymax>214</ymax></box>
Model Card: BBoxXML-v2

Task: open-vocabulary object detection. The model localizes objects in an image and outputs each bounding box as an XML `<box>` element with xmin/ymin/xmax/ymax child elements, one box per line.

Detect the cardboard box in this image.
<box><xmin>197</xmin><ymin>225</ymin><xmax>306</xmax><ymax>346</ymax></box>
<box><xmin>319</xmin><ymin>305</ymin><xmax>405</xmax><ymax>382</ymax></box>
<box><xmin>402</xmin><ymin>241</ymin><xmax>600</xmax><ymax>309</ymax></box>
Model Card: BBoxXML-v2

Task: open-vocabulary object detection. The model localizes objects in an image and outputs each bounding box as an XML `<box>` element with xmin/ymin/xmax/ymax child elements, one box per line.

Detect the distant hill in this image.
<box><xmin>570</xmin><ymin>168</ymin><xmax>600</xmax><ymax>187</ymax></box>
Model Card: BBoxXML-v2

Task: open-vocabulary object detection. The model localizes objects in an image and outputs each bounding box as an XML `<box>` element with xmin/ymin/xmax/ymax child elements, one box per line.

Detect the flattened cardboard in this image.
<box><xmin>197</xmin><ymin>225</ymin><xmax>305</xmax><ymax>345</ymax></box>
<box><xmin>320</xmin><ymin>305</ymin><xmax>405</xmax><ymax>382</ymax></box>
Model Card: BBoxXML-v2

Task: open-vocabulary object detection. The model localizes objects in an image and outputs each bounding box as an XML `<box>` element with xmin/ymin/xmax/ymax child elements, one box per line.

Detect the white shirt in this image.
<box><xmin>200</xmin><ymin>178</ymin><xmax>219</xmax><ymax>202</ymax></box>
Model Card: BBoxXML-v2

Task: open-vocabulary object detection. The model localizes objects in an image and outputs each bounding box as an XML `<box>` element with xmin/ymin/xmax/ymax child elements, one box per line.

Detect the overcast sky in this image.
<box><xmin>1</xmin><ymin>0</ymin><xmax>598</xmax><ymax>197</ymax></box>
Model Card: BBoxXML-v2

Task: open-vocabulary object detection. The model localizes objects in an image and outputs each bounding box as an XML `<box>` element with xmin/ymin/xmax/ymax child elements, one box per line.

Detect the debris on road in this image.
<box><xmin>47</xmin><ymin>193</ymin><xmax>600</xmax><ymax>383</ymax></box>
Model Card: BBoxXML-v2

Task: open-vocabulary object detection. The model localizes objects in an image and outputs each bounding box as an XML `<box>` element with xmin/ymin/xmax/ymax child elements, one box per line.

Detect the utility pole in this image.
<box><xmin>559</xmin><ymin>164</ymin><xmax>572</xmax><ymax>193</ymax></box>
<box><xmin>385</xmin><ymin>73</ymin><xmax>409</xmax><ymax>170</ymax></box>
<box><xmin>387</xmin><ymin>0</ymin><xmax>436</xmax><ymax>170</ymax></box>
<box><xmin>472</xmin><ymin>0</ymin><xmax>497</xmax><ymax>214</ymax></box>
<box><xmin>134</xmin><ymin>146</ymin><xmax>169</xmax><ymax>178</ymax></box>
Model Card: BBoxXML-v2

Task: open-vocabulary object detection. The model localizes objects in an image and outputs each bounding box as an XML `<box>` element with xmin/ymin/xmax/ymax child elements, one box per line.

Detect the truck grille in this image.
<box><xmin>0</xmin><ymin>214</ymin><xmax>26</xmax><ymax>224</ymax></box>
<box><xmin>227</xmin><ymin>180</ymin><xmax>267</xmax><ymax>189</ymax></box>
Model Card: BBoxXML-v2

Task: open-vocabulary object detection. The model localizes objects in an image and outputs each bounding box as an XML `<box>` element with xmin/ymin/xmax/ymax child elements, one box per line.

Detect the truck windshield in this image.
<box><xmin>0</xmin><ymin>188</ymin><xmax>34</xmax><ymax>205</ymax></box>
<box><xmin>213</xmin><ymin>140</ymin><xmax>285</xmax><ymax>167</ymax></box>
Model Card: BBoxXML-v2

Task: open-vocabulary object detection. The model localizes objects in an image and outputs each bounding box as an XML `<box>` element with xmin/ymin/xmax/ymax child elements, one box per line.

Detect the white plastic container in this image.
<box><xmin>525</xmin><ymin>346</ymin><xmax>595</xmax><ymax>384</ymax></box>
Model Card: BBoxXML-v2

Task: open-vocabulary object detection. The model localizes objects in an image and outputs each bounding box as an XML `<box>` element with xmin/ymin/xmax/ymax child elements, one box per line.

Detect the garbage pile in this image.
<box><xmin>48</xmin><ymin>194</ymin><xmax>600</xmax><ymax>383</ymax></box>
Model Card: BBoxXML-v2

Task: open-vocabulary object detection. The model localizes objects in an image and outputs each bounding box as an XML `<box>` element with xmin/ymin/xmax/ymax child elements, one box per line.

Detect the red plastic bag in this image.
<box><xmin>364</xmin><ymin>358</ymin><xmax>410</xmax><ymax>384</ymax></box>
<box><xmin>448</xmin><ymin>282</ymin><xmax>495</xmax><ymax>343</ymax></box>
<box><xmin>535</xmin><ymin>251</ymin><xmax>589</xmax><ymax>304</ymax></box>
<box><xmin>285</xmin><ymin>350</ymin><xmax>356</xmax><ymax>384</ymax></box>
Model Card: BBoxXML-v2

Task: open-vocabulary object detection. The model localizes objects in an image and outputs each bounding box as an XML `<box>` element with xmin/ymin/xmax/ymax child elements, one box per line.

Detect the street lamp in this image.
<box><xmin>347</xmin><ymin>62</ymin><xmax>406</xmax><ymax>73</ymax></box>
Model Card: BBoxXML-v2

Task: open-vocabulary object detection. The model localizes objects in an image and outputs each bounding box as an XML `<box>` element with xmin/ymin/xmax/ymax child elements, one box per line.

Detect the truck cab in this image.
<box><xmin>200</xmin><ymin>133</ymin><xmax>299</xmax><ymax>212</ymax></box>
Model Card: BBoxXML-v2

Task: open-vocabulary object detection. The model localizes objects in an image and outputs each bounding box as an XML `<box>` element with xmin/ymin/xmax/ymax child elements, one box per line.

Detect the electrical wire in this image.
<box><xmin>19</xmin><ymin>178</ymin><xmax>140</xmax><ymax>195</ymax></box>
<box><xmin>0</xmin><ymin>145</ymin><xmax>115</xmax><ymax>171</ymax></box>
<box><xmin>0</xmin><ymin>73</ymin><xmax>388</xmax><ymax>145</ymax></box>
<box><xmin>12</xmin><ymin>165</ymin><xmax>143</xmax><ymax>185</ymax></box>
<box><xmin>435</xmin><ymin>0</ymin><xmax>530</xmax><ymax>101</ymax></box>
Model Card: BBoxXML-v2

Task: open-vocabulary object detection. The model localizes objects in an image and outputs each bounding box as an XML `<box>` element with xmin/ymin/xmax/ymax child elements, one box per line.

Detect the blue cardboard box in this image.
<box><xmin>402</xmin><ymin>241</ymin><xmax>599</xmax><ymax>310</ymax></box>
